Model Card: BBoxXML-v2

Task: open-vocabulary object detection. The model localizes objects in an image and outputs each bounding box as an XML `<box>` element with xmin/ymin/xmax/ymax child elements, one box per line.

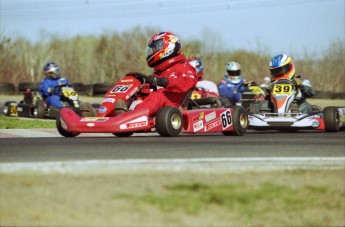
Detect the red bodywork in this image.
<box><xmin>96</xmin><ymin>75</ymin><xmax>144</xmax><ymax>117</ymax></box>
<box><xmin>58</xmin><ymin>74</ymin><xmax>237</xmax><ymax>135</ymax></box>
<box><xmin>59</xmin><ymin>107</ymin><xmax>236</xmax><ymax>134</ymax></box>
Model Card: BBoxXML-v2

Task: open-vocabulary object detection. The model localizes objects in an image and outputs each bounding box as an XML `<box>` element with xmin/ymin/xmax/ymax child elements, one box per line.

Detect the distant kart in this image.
<box><xmin>2</xmin><ymin>83</ymin><xmax>80</xmax><ymax>119</ymax></box>
<box><xmin>56</xmin><ymin>73</ymin><xmax>249</xmax><ymax>137</ymax></box>
<box><xmin>243</xmin><ymin>79</ymin><xmax>345</xmax><ymax>132</ymax></box>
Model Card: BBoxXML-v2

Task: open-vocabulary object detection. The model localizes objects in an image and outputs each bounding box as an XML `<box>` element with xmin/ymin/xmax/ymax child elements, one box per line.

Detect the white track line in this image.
<box><xmin>1</xmin><ymin>157</ymin><xmax>344</xmax><ymax>173</ymax></box>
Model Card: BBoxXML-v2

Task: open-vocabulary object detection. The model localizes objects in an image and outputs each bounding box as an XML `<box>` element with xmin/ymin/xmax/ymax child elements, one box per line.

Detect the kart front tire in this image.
<box><xmin>222</xmin><ymin>106</ymin><xmax>248</xmax><ymax>136</ymax></box>
<box><xmin>3</xmin><ymin>101</ymin><xmax>16</xmax><ymax>116</ymax></box>
<box><xmin>34</xmin><ymin>100</ymin><xmax>46</xmax><ymax>118</ymax></box>
<box><xmin>324</xmin><ymin>106</ymin><xmax>340</xmax><ymax>132</ymax></box>
<box><xmin>56</xmin><ymin>117</ymin><xmax>80</xmax><ymax>137</ymax></box>
<box><xmin>156</xmin><ymin>106</ymin><xmax>182</xmax><ymax>137</ymax></box>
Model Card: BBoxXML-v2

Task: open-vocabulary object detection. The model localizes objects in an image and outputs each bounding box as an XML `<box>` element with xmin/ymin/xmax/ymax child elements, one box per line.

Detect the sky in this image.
<box><xmin>1</xmin><ymin>0</ymin><xmax>344</xmax><ymax>58</ymax></box>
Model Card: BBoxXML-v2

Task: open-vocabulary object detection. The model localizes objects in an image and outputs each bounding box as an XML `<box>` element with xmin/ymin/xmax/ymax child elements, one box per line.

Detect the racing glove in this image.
<box><xmin>146</xmin><ymin>75</ymin><xmax>169</xmax><ymax>87</ymax></box>
<box><xmin>47</xmin><ymin>87</ymin><xmax>54</xmax><ymax>94</ymax></box>
<box><xmin>264</xmin><ymin>83</ymin><xmax>274</xmax><ymax>96</ymax></box>
<box><xmin>126</xmin><ymin>72</ymin><xmax>148</xmax><ymax>84</ymax></box>
<box><xmin>292</xmin><ymin>78</ymin><xmax>302</xmax><ymax>88</ymax></box>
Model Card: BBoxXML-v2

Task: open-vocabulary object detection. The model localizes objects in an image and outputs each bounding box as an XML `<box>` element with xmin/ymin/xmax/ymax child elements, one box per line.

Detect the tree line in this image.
<box><xmin>1</xmin><ymin>27</ymin><xmax>344</xmax><ymax>92</ymax></box>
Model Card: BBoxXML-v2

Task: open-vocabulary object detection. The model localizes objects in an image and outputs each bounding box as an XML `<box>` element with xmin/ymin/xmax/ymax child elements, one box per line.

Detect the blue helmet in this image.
<box><xmin>188</xmin><ymin>57</ymin><xmax>204</xmax><ymax>79</ymax></box>
<box><xmin>43</xmin><ymin>62</ymin><xmax>61</xmax><ymax>79</ymax></box>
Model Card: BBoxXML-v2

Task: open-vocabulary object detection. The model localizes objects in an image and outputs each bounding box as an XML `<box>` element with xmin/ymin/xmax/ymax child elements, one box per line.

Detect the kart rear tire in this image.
<box><xmin>156</xmin><ymin>106</ymin><xmax>182</xmax><ymax>137</ymax></box>
<box><xmin>324</xmin><ymin>106</ymin><xmax>340</xmax><ymax>132</ymax></box>
<box><xmin>222</xmin><ymin>106</ymin><xmax>248</xmax><ymax>136</ymax></box>
<box><xmin>3</xmin><ymin>101</ymin><xmax>16</xmax><ymax>116</ymax></box>
<box><xmin>112</xmin><ymin>132</ymin><xmax>134</xmax><ymax>137</ymax></box>
<box><xmin>56</xmin><ymin>116</ymin><xmax>80</xmax><ymax>137</ymax></box>
<box><xmin>34</xmin><ymin>100</ymin><xmax>46</xmax><ymax>118</ymax></box>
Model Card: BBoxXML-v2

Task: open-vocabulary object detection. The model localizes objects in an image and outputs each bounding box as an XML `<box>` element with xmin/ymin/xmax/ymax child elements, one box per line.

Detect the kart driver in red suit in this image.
<box><xmin>130</xmin><ymin>32</ymin><xmax>199</xmax><ymax>117</ymax></box>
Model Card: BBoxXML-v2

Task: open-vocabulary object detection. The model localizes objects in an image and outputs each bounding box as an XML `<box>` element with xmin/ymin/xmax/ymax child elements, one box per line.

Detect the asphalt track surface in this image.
<box><xmin>0</xmin><ymin>129</ymin><xmax>344</xmax><ymax>163</ymax></box>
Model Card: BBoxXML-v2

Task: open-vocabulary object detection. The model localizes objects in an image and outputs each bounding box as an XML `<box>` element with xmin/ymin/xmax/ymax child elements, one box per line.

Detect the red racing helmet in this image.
<box><xmin>146</xmin><ymin>32</ymin><xmax>181</xmax><ymax>68</ymax></box>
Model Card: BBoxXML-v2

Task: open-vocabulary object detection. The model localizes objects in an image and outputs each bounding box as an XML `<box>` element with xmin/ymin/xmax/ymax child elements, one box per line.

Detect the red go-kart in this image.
<box><xmin>56</xmin><ymin>73</ymin><xmax>248</xmax><ymax>137</ymax></box>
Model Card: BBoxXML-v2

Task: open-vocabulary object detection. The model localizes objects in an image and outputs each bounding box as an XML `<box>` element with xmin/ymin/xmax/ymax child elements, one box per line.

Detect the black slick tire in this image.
<box><xmin>156</xmin><ymin>106</ymin><xmax>182</xmax><ymax>137</ymax></box>
<box><xmin>324</xmin><ymin>106</ymin><xmax>340</xmax><ymax>132</ymax></box>
<box><xmin>222</xmin><ymin>106</ymin><xmax>248</xmax><ymax>136</ymax></box>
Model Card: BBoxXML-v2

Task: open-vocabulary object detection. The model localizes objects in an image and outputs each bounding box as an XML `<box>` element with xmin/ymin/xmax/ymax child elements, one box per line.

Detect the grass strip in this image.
<box><xmin>0</xmin><ymin>115</ymin><xmax>55</xmax><ymax>129</ymax></box>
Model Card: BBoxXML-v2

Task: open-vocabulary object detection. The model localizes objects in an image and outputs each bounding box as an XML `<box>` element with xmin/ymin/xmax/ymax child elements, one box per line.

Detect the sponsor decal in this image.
<box><xmin>81</xmin><ymin>117</ymin><xmax>109</xmax><ymax>122</ymax></box>
<box><xmin>120</xmin><ymin>79</ymin><xmax>134</xmax><ymax>82</ymax></box>
<box><xmin>126</xmin><ymin>121</ymin><xmax>147</xmax><ymax>128</ymax></box>
<box><xmin>120</xmin><ymin>116</ymin><xmax>148</xmax><ymax>129</ymax></box>
<box><xmin>205</xmin><ymin>111</ymin><xmax>216</xmax><ymax>123</ymax></box>
<box><xmin>192</xmin><ymin>112</ymin><xmax>204</xmax><ymax>122</ymax></box>
<box><xmin>193</xmin><ymin>120</ymin><xmax>204</xmax><ymax>132</ymax></box>
<box><xmin>102</xmin><ymin>98</ymin><xmax>115</xmax><ymax>103</ymax></box>
<box><xmin>205</xmin><ymin>119</ymin><xmax>222</xmax><ymax>131</ymax></box>
<box><xmin>312</xmin><ymin>120</ymin><xmax>320</xmax><ymax>128</ymax></box>
<box><xmin>86</xmin><ymin>123</ymin><xmax>95</xmax><ymax>127</ymax></box>
<box><xmin>98</xmin><ymin>106</ymin><xmax>107</xmax><ymax>113</ymax></box>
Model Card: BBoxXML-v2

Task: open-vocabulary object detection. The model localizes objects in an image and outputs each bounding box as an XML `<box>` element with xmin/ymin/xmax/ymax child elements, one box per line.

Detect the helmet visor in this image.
<box><xmin>227</xmin><ymin>69</ymin><xmax>241</xmax><ymax>76</ymax></box>
<box><xmin>270</xmin><ymin>63</ymin><xmax>291</xmax><ymax>78</ymax></box>
<box><xmin>146</xmin><ymin>38</ymin><xmax>164</xmax><ymax>58</ymax></box>
<box><xmin>46</xmin><ymin>69</ymin><xmax>60</xmax><ymax>78</ymax></box>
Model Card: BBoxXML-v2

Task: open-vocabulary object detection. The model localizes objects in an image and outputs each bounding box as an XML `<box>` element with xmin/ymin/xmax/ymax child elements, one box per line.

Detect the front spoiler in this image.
<box><xmin>59</xmin><ymin>107</ymin><xmax>153</xmax><ymax>133</ymax></box>
<box><xmin>248</xmin><ymin>113</ymin><xmax>325</xmax><ymax>130</ymax></box>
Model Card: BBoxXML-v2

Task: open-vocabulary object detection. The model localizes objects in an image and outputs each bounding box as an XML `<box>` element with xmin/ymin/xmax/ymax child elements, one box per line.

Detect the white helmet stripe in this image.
<box><xmin>281</xmin><ymin>54</ymin><xmax>288</xmax><ymax>63</ymax></box>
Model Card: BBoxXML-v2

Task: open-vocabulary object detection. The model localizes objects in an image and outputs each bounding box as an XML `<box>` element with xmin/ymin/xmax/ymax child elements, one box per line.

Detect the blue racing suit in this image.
<box><xmin>38</xmin><ymin>77</ymin><xmax>71</xmax><ymax>108</ymax></box>
<box><xmin>218</xmin><ymin>75</ymin><xmax>246</xmax><ymax>105</ymax></box>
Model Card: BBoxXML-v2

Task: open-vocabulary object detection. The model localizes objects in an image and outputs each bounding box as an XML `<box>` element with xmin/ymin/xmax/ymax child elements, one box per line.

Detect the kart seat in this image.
<box><xmin>179</xmin><ymin>89</ymin><xmax>194</xmax><ymax>110</ymax></box>
<box><xmin>179</xmin><ymin>89</ymin><xmax>222</xmax><ymax>110</ymax></box>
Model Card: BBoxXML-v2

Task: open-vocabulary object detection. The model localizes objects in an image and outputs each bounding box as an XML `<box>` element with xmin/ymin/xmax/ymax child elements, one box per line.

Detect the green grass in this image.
<box><xmin>111</xmin><ymin>177</ymin><xmax>344</xmax><ymax>226</ymax></box>
<box><xmin>0</xmin><ymin>115</ymin><xmax>55</xmax><ymax>129</ymax></box>
<box><xmin>113</xmin><ymin>182</ymin><xmax>338</xmax><ymax>215</ymax></box>
<box><xmin>1</xmin><ymin>169</ymin><xmax>344</xmax><ymax>226</ymax></box>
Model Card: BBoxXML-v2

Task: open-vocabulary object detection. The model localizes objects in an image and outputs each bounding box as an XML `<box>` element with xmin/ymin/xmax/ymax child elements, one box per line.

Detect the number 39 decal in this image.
<box><xmin>272</xmin><ymin>84</ymin><xmax>292</xmax><ymax>95</ymax></box>
<box><xmin>221</xmin><ymin>109</ymin><xmax>232</xmax><ymax>129</ymax></box>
